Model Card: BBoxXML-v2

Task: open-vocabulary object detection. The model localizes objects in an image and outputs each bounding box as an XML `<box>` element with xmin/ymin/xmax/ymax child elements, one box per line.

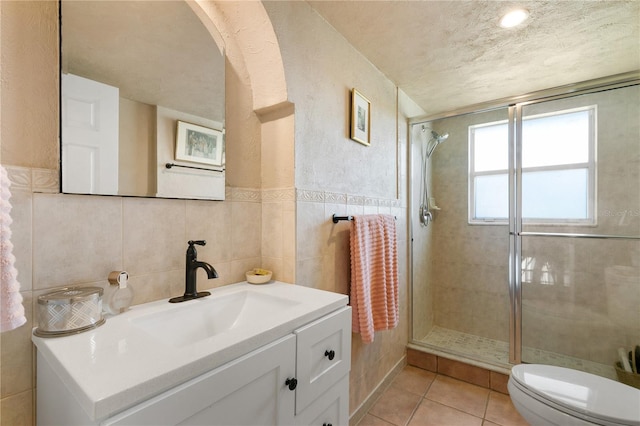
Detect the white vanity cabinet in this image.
<box><xmin>36</xmin><ymin>303</ymin><xmax>351</xmax><ymax>426</ymax></box>
<box><xmin>103</xmin><ymin>334</ymin><xmax>297</xmax><ymax>425</ymax></box>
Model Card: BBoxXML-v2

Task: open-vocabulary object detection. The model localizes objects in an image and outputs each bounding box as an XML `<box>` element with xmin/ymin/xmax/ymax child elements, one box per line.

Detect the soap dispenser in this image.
<box><xmin>104</xmin><ymin>271</ymin><xmax>134</xmax><ymax>315</ymax></box>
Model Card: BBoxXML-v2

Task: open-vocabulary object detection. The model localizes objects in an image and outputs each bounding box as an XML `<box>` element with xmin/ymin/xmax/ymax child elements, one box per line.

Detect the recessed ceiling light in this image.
<box><xmin>500</xmin><ymin>9</ymin><xmax>529</xmax><ymax>28</ymax></box>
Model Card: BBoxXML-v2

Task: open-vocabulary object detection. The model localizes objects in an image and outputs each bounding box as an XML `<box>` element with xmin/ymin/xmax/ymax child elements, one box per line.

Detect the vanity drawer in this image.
<box><xmin>295</xmin><ymin>375</ymin><xmax>348</xmax><ymax>426</ymax></box>
<box><xmin>294</xmin><ymin>306</ymin><xmax>351</xmax><ymax>414</ymax></box>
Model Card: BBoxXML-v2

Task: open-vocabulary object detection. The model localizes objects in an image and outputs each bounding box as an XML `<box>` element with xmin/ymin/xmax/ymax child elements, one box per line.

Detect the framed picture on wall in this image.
<box><xmin>350</xmin><ymin>88</ymin><xmax>371</xmax><ymax>146</ymax></box>
<box><xmin>175</xmin><ymin>121</ymin><xmax>224</xmax><ymax>167</ymax></box>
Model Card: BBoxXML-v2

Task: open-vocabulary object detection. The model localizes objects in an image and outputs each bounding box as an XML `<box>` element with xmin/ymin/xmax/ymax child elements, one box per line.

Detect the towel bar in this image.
<box><xmin>332</xmin><ymin>214</ymin><xmax>396</xmax><ymax>223</ymax></box>
<box><xmin>165</xmin><ymin>163</ymin><xmax>224</xmax><ymax>173</ymax></box>
<box><xmin>332</xmin><ymin>214</ymin><xmax>354</xmax><ymax>223</ymax></box>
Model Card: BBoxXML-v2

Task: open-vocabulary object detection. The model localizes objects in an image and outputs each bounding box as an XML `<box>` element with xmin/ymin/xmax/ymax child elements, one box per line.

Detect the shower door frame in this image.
<box><xmin>408</xmin><ymin>71</ymin><xmax>640</xmax><ymax>366</ymax></box>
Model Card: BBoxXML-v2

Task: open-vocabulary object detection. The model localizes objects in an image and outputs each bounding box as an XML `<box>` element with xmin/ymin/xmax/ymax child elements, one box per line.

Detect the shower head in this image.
<box><xmin>432</xmin><ymin>131</ymin><xmax>449</xmax><ymax>143</ymax></box>
<box><xmin>421</xmin><ymin>125</ymin><xmax>449</xmax><ymax>158</ymax></box>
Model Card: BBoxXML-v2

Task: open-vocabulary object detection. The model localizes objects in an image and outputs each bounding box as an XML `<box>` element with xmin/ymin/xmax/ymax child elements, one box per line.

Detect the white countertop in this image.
<box><xmin>32</xmin><ymin>282</ymin><xmax>348</xmax><ymax>421</ymax></box>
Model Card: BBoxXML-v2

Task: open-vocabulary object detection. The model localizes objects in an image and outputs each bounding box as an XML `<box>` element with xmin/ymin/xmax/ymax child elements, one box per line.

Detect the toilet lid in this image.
<box><xmin>511</xmin><ymin>364</ymin><xmax>640</xmax><ymax>425</ymax></box>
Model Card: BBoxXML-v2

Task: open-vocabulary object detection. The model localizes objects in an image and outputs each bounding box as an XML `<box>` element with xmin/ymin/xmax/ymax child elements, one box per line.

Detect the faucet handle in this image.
<box><xmin>188</xmin><ymin>240</ymin><xmax>206</xmax><ymax>247</ymax></box>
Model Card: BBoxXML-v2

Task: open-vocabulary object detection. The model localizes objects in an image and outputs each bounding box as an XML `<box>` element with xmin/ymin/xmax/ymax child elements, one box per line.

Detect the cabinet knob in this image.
<box><xmin>323</xmin><ymin>423</ymin><xmax>333</xmax><ymax>426</ymax></box>
<box><xmin>285</xmin><ymin>377</ymin><xmax>297</xmax><ymax>391</ymax></box>
<box><xmin>324</xmin><ymin>349</ymin><xmax>335</xmax><ymax>361</ymax></box>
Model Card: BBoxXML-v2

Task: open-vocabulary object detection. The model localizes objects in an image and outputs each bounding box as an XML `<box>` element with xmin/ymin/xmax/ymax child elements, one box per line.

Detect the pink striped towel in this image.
<box><xmin>349</xmin><ymin>214</ymin><xmax>399</xmax><ymax>344</ymax></box>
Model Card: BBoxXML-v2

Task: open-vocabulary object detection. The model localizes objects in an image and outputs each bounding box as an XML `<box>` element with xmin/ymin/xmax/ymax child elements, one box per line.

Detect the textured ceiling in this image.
<box><xmin>307</xmin><ymin>0</ymin><xmax>640</xmax><ymax>117</ymax></box>
<box><xmin>62</xmin><ymin>1</ymin><xmax>639</xmax><ymax>120</ymax></box>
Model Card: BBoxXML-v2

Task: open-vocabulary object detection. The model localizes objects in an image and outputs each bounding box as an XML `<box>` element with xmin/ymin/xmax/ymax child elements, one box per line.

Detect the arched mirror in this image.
<box><xmin>60</xmin><ymin>0</ymin><xmax>225</xmax><ymax>200</ymax></box>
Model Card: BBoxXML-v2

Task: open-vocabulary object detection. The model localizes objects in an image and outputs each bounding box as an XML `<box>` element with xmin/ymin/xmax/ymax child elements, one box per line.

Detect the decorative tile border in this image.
<box><xmin>261</xmin><ymin>188</ymin><xmax>295</xmax><ymax>202</ymax></box>
<box><xmin>364</xmin><ymin>197</ymin><xmax>379</xmax><ymax>207</ymax></box>
<box><xmin>227</xmin><ymin>187</ymin><xmax>261</xmax><ymax>202</ymax></box>
<box><xmin>4</xmin><ymin>165</ymin><xmax>31</xmax><ymax>191</ymax></box>
<box><xmin>296</xmin><ymin>188</ymin><xmax>403</xmax><ymax>208</ymax></box>
<box><xmin>347</xmin><ymin>194</ymin><xmax>364</xmax><ymax>206</ymax></box>
<box><xmin>3</xmin><ymin>165</ymin><xmax>59</xmax><ymax>193</ymax></box>
<box><xmin>2</xmin><ymin>167</ymin><xmax>402</xmax><ymax>209</ymax></box>
<box><xmin>2</xmin><ymin>166</ymin><xmax>265</xmax><ymax>201</ymax></box>
<box><xmin>296</xmin><ymin>189</ymin><xmax>325</xmax><ymax>202</ymax></box>
<box><xmin>324</xmin><ymin>191</ymin><xmax>347</xmax><ymax>204</ymax></box>
<box><xmin>32</xmin><ymin>168</ymin><xmax>59</xmax><ymax>193</ymax></box>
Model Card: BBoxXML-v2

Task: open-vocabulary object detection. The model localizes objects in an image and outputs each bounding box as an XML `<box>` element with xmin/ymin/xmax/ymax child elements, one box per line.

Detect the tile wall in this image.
<box><xmin>1</xmin><ymin>169</ymin><xmax>412</xmax><ymax>424</ymax></box>
<box><xmin>295</xmin><ymin>189</ymin><xmax>409</xmax><ymax>415</ymax></box>
<box><xmin>0</xmin><ymin>165</ymin><xmax>291</xmax><ymax>425</ymax></box>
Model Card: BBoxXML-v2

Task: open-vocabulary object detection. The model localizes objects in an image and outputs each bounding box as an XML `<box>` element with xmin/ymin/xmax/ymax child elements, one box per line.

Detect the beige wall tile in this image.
<box><xmin>296</xmin><ymin>257</ymin><xmax>323</xmax><ymax>289</ymax></box>
<box><xmin>185</xmin><ymin>199</ymin><xmax>233</xmax><ymax>264</ymax></box>
<box><xmin>230</xmin><ymin>257</ymin><xmax>262</xmax><ymax>284</ymax></box>
<box><xmin>33</xmin><ymin>194</ymin><xmax>123</xmax><ymax>290</ymax></box>
<box><xmin>296</xmin><ymin>201</ymin><xmax>326</xmax><ymax>261</ymax></box>
<box><xmin>262</xmin><ymin>201</ymin><xmax>283</xmax><ymax>259</ymax></box>
<box><xmin>0</xmin><ymin>389</ymin><xmax>33</xmax><ymax>426</ymax></box>
<box><xmin>282</xmin><ymin>201</ymin><xmax>296</xmax><ymax>261</ymax></box>
<box><xmin>231</xmin><ymin>201</ymin><xmax>261</xmax><ymax>260</ymax></box>
<box><xmin>7</xmin><ymin>190</ymin><xmax>32</xmax><ymax>291</ymax></box>
<box><xmin>130</xmin><ymin>269</ymin><xmax>183</xmax><ymax>305</ymax></box>
<box><xmin>0</xmin><ymin>292</ymin><xmax>33</xmax><ymax>398</ymax></box>
<box><xmin>123</xmin><ymin>197</ymin><xmax>185</xmax><ymax>275</ymax></box>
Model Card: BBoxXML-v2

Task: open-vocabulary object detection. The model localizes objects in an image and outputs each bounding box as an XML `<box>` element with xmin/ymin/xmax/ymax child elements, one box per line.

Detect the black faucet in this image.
<box><xmin>169</xmin><ymin>240</ymin><xmax>218</xmax><ymax>303</ymax></box>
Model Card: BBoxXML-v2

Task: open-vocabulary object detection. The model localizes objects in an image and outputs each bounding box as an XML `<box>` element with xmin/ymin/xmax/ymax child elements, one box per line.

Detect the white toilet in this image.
<box><xmin>508</xmin><ymin>364</ymin><xmax>640</xmax><ymax>426</ymax></box>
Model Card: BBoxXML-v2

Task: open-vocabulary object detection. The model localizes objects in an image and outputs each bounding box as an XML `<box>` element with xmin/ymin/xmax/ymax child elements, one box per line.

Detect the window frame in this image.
<box><xmin>468</xmin><ymin>105</ymin><xmax>597</xmax><ymax>225</ymax></box>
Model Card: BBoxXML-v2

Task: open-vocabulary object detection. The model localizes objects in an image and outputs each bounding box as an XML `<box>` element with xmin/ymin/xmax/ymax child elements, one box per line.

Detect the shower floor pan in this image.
<box><xmin>417</xmin><ymin>326</ymin><xmax>616</xmax><ymax>380</ymax></box>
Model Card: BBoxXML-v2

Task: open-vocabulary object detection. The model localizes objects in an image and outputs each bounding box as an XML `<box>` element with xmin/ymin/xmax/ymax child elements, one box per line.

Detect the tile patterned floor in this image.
<box><xmin>357</xmin><ymin>365</ymin><xmax>530</xmax><ymax>426</ymax></box>
<box><xmin>421</xmin><ymin>326</ymin><xmax>616</xmax><ymax>379</ymax></box>
<box><xmin>420</xmin><ymin>327</ymin><xmax>510</xmax><ymax>366</ymax></box>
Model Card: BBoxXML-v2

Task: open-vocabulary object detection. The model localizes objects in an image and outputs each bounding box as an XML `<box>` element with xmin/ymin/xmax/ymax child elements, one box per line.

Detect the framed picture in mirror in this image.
<box><xmin>175</xmin><ymin>121</ymin><xmax>224</xmax><ymax>167</ymax></box>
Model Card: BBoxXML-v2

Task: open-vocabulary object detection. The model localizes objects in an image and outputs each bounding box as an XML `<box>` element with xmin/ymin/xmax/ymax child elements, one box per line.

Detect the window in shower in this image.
<box><xmin>468</xmin><ymin>105</ymin><xmax>597</xmax><ymax>224</ymax></box>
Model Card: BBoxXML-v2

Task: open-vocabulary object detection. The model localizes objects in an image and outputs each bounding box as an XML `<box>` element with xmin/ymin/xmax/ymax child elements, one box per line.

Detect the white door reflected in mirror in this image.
<box><xmin>61</xmin><ymin>73</ymin><xmax>119</xmax><ymax>195</ymax></box>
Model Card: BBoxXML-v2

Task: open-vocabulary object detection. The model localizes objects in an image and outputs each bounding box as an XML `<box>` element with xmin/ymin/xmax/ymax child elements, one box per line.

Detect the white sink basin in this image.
<box><xmin>131</xmin><ymin>290</ymin><xmax>298</xmax><ymax>346</ymax></box>
<box><xmin>32</xmin><ymin>282</ymin><xmax>348</xmax><ymax>421</ymax></box>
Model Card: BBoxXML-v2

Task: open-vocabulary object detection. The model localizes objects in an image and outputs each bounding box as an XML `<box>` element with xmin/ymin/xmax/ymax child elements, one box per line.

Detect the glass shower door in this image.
<box><xmin>516</xmin><ymin>84</ymin><xmax>640</xmax><ymax>379</ymax></box>
<box><xmin>410</xmin><ymin>108</ymin><xmax>512</xmax><ymax>366</ymax></box>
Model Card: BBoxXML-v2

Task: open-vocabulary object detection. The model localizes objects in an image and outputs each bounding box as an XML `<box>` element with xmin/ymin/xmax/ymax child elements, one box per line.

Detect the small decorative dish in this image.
<box><xmin>246</xmin><ymin>268</ymin><xmax>273</xmax><ymax>284</ymax></box>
